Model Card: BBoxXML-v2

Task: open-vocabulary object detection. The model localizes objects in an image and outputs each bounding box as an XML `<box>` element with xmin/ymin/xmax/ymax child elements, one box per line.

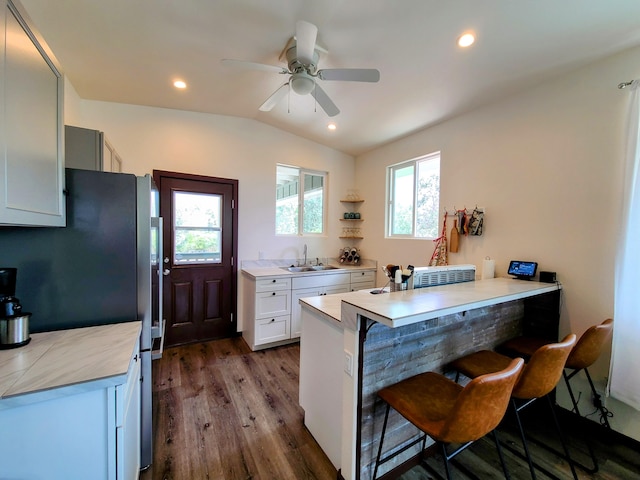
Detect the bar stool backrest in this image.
<box><xmin>512</xmin><ymin>333</ymin><xmax>576</xmax><ymax>400</ymax></box>
<box><xmin>566</xmin><ymin>318</ymin><xmax>613</xmax><ymax>370</ymax></box>
<box><xmin>439</xmin><ymin>357</ymin><xmax>524</xmax><ymax>444</ymax></box>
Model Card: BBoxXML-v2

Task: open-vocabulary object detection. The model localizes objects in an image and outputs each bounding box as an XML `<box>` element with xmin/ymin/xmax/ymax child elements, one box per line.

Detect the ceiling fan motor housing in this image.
<box><xmin>286</xmin><ymin>46</ymin><xmax>318</xmax><ymax>73</ymax></box>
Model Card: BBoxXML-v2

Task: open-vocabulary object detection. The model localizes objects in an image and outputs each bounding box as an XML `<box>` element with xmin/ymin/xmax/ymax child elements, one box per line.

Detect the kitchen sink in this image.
<box><xmin>281</xmin><ymin>265</ymin><xmax>339</xmax><ymax>273</ymax></box>
<box><xmin>282</xmin><ymin>266</ymin><xmax>314</xmax><ymax>272</ymax></box>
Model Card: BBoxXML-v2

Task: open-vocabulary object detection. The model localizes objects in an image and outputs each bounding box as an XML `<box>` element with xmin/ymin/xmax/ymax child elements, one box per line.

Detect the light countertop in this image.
<box><xmin>300</xmin><ymin>277</ymin><xmax>561</xmax><ymax>328</ymax></box>
<box><xmin>242</xmin><ymin>262</ymin><xmax>376</xmax><ymax>279</ymax></box>
<box><xmin>0</xmin><ymin>322</ymin><xmax>141</xmax><ymax>409</ymax></box>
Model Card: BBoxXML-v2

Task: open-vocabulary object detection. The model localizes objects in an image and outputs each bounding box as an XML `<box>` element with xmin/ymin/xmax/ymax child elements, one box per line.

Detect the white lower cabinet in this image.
<box><xmin>291</xmin><ymin>285</ymin><xmax>350</xmax><ymax>338</ymax></box>
<box><xmin>243</xmin><ymin>269</ymin><xmax>376</xmax><ymax>350</ymax></box>
<box><xmin>117</xmin><ymin>345</ymin><xmax>142</xmax><ymax>480</ymax></box>
<box><xmin>243</xmin><ymin>275</ymin><xmax>293</xmax><ymax>350</ymax></box>
<box><xmin>256</xmin><ymin>314</ymin><xmax>291</xmax><ymax>343</ymax></box>
<box><xmin>0</xmin><ymin>344</ymin><xmax>141</xmax><ymax>480</ymax></box>
<box><xmin>350</xmin><ymin>270</ymin><xmax>376</xmax><ymax>291</ymax></box>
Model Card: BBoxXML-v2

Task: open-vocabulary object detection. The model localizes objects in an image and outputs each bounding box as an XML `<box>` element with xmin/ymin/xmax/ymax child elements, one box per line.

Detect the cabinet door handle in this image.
<box><xmin>272</xmin><ymin>292</ymin><xmax>276</xmax><ymax>296</ymax></box>
<box><xmin>271</xmin><ymin>318</ymin><xmax>275</xmax><ymax>322</ymax></box>
<box><xmin>272</xmin><ymin>279</ymin><xmax>276</xmax><ymax>283</ymax></box>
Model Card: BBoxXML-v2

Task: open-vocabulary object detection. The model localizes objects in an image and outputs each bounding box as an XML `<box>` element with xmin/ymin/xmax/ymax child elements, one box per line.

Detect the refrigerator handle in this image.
<box><xmin>157</xmin><ymin>217</ymin><xmax>164</xmax><ymax>338</ymax></box>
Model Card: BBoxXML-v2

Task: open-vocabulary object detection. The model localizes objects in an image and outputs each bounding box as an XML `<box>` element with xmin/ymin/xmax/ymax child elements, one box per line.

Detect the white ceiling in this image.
<box><xmin>19</xmin><ymin>0</ymin><xmax>640</xmax><ymax>156</ymax></box>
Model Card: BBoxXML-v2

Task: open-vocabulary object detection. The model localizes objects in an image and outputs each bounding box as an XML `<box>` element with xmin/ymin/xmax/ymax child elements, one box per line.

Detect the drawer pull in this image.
<box><xmin>272</xmin><ymin>279</ymin><xmax>276</xmax><ymax>283</ymax></box>
<box><xmin>272</xmin><ymin>292</ymin><xmax>276</xmax><ymax>296</ymax></box>
<box><xmin>271</xmin><ymin>318</ymin><xmax>275</xmax><ymax>322</ymax></box>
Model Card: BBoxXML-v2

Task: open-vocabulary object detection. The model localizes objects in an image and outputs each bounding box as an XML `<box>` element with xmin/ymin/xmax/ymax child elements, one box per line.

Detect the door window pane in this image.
<box><xmin>173</xmin><ymin>191</ymin><xmax>221</xmax><ymax>264</ymax></box>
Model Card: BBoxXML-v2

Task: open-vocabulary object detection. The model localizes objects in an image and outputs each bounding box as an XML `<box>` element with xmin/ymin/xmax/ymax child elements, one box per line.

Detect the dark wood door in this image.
<box><xmin>154</xmin><ymin>170</ymin><xmax>238</xmax><ymax>348</ymax></box>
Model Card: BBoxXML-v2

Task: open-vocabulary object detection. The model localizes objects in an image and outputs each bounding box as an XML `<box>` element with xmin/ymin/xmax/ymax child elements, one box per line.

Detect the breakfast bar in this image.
<box><xmin>298</xmin><ymin>277</ymin><xmax>561</xmax><ymax>480</ymax></box>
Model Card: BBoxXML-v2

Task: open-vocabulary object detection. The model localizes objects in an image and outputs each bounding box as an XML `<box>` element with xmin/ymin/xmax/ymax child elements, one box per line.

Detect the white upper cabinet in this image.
<box><xmin>0</xmin><ymin>0</ymin><xmax>65</xmax><ymax>226</ymax></box>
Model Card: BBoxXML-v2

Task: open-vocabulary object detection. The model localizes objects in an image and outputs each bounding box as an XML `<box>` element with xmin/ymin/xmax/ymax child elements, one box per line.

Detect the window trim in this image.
<box><xmin>276</xmin><ymin>164</ymin><xmax>328</xmax><ymax>237</ymax></box>
<box><xmin>386</xmin><ymin>151</ymin><xmax>441</xmax><ymax>239</ymax></box>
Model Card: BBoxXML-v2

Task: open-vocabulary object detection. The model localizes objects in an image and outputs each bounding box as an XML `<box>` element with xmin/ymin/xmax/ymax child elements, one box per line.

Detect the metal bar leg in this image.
<box><xmin>546</xmin><ymin>394</ymin><xmax>579</xmax><ymax>480</ymax></box>
<box><xmin>561</xmin><ymin>369</ymin><xmax>600</xmax><ymax>472</ymax></box>
<box><xmin>585</xmin><ymin>368</ymin><xmax>611</xmax><ymax>429</ymax></box>
<box><xmin>440</xmin><ymin>442</ymin><xmax>452</xmax><ymax>480</ymax></box>
<box><xmin>512</xmin><ymin>399</ymin><xmax>537</xmax><ymax>480</ymax></box>
<box><xmin>492</xmin><ymin>430</ymin><xmax>511</xmax><ymax>480</ymax></box>
<box><xmin>372</xmin><ymin>403</ymin><xmax>391</xmax><ymax>480</ymax></box>
<box><xmin>563</xmin><ymin>370</ymin><xmax>583</xmax><ymax>416</ymax></box>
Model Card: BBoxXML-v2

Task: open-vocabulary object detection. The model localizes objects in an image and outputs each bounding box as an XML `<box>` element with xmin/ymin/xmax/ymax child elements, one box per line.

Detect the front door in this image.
<box><xmin>154</xmin><ymin>170</ymin><xmax>238</xmax><ymax>348</ymax></box>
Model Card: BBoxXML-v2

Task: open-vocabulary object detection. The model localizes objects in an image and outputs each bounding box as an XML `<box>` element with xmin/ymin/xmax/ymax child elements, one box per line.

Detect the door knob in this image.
<box><xmin>163</xmin><ymin>269</ymin><xmax>171</xmax><ymax>276</ymax></box>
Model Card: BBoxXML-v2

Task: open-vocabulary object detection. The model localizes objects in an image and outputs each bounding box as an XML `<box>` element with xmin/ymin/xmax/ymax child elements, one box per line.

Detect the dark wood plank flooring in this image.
<box><xmin>141</xmin><ymin>337</ymin><xmax>640</xmax><ymax>480</ymax></box>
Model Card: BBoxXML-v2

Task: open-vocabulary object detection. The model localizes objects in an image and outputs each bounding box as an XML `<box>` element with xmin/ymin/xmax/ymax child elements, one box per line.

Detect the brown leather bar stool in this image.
<box><xmin>500</xmin><ymin>318</ymin><xmax>613</xmax><ymax>428</ymax></box>
<box><xmin>498</xmin><ymin>318</ymin><xmax>614</xmax><ymax>473</ymax></box>
<box><xmin>451</xmin><ymin>334</ymin><xmax>578</xmax><ymax>480</ymax></box>
<box><xmin>372</xmin><ymin>357</ymin><xmax>524</xmax><ymax>480</ymax></box>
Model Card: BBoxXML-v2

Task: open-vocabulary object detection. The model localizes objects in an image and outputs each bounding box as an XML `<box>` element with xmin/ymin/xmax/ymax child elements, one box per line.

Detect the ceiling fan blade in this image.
<box><xmin>295</xmin><ymin>20</ymin><xmax>318</xmax><ymax>65</ymax></box>
<box><xmin>259</xmin><ymin>83</ymin><xmax>290</xmax><ymax>112</ymax></box>
<box><xmin>221</xmin><ymin>59</ymin><xmax>288</xmax><ymax>74</ymax></box>
<box><xmin>317</xmin><ymin>68</ymin><xmax>380</xmax><ymax>82</ymax></box>
<box><xmin>310</xmin><ymin>83</ymin><xmax>339</xmax><ymax>117</ymax></box>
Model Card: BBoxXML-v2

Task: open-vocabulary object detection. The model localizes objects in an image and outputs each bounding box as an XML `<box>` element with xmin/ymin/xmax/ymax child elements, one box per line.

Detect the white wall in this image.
<box><xmin>355</xmin><ymin>45</ymin><xmax>640</xmax><ymax>441</ymax></box>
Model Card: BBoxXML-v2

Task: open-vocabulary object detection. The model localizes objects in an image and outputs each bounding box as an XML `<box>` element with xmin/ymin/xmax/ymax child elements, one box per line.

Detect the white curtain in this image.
<box><xmin>609</xmin><ymin>80</ymin><xmax>640</xmax><ymax>410</ymax></box>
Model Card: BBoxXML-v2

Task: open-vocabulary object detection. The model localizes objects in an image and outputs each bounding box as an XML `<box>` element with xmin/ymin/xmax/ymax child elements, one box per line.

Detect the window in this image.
<box><xmin>387</xmin><ymin>152</ymin><xmax>440</xmax><ymax>238</ymax></box>
<box><xmin>276</xmin><ymin>165</ymin><xmax>326</xmax><ymax>235</ymax></box>
<box><xmin>173</xmin><ymin>191</ymin><xmax>222</xmax><ymax>264</ymax></box>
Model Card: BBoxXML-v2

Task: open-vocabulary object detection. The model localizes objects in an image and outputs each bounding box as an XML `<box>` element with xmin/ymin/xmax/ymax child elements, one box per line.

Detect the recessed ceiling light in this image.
<box><xmin>327</xmin><ymin>123</ymin><xmax>337</xmax><ymax>131</ymax></box>
<box><xmin>457</xmin><ymin>33</ymin><xmax>475</xmax><ymax>48</ymax></box>
<box><xmin>173</xmin><ymin>80</ymin><xmax>187</xmax><ymax>89</ymax></box>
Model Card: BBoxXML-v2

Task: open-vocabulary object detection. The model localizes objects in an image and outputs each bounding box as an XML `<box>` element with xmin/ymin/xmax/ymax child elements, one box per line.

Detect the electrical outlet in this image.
<box><xmin>344</xmin><ymin>350</ymin><xmax>354</xmax><ymax>376</ymax></box>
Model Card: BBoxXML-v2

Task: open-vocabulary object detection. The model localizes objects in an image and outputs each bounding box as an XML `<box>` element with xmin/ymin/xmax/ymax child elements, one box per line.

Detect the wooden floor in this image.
<box><xmin>141</xmin><ymin>337</ymin><xmax>640</xmax><ymax>480</ymax></box>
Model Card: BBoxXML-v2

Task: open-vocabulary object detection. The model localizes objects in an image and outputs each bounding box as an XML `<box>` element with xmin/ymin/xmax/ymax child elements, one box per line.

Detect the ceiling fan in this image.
<box><xmin>221</xmin><ymin>21</ymin><xmax>380</xmax><ymax>117</ymax></box>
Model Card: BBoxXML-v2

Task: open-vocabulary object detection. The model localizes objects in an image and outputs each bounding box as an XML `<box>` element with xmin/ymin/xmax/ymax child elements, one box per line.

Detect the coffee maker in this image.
<box><xmin>0</xmin><ymin>268</ymin><xmax>31</xmax><ymax>349</ymax></box>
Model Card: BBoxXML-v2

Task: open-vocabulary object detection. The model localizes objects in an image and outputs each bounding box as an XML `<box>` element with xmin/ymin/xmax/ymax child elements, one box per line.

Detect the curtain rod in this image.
<box><xmin>619</xmin><ymin>80</ymin><xmax>635</xmax><ymax>89</ymax></box>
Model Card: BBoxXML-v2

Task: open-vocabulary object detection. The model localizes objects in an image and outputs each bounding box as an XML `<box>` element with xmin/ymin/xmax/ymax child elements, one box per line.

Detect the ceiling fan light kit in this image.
<box><xmin>291</xmin><ymin>73</ymin><xmax>315</xmax><ymax>95</ymax></box>
<box><xmin>222</xmin><ymin>20</ymin><xmax>380</xmax><ymax>117</ymax></box>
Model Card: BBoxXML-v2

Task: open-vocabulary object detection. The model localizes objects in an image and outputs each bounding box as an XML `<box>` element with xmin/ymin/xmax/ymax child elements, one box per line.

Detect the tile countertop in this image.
<box><xmin>300</xmin><ymin>277</ymin><xmax>561</xmax><ymax>328</ymax></box>
<box><xmin>0</xmin><ymin>322</ymin><xmax>141</xmax><ymax>409</ymax></box>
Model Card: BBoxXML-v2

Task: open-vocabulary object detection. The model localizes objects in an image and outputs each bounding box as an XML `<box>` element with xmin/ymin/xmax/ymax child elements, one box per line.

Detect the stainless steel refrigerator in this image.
<box><xmin>0</xmin><ymin>168</ymin><xmax>163</xmax><ymax>470</ymax></box>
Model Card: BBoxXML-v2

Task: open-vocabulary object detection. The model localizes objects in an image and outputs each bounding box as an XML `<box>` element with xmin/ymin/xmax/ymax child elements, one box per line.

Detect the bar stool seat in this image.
<box><xmin>373</xmin><ymin>357</ymin><xmax>524</xmax><ymax>480</ymax></box>
<box><xmin>451</xmin><ymin>334</ymin><xmax>578</xmax><ymax>480</ymax></box>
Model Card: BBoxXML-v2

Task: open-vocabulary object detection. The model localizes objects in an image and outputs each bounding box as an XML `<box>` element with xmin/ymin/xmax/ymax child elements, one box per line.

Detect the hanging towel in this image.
<box><xmin>429</xmin><ymin>215</ymin><xmax>448</xmax><ymax>266</ymax></box>
<box><xmin>468</xmin><ymin>208</ymin><xmax>484</xmax><ymax>236</ymax></box>
<box><xmin>457</xmin><ymin>209</ymin><xmax>468</xmax><ymax>235</ymax></box>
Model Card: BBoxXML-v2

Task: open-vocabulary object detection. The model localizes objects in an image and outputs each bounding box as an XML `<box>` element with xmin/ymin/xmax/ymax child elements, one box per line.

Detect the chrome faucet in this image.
<box><xmin>303</xmin><ymin>244</ymin><xmax>308</xmax><ymax>266</ymax></box>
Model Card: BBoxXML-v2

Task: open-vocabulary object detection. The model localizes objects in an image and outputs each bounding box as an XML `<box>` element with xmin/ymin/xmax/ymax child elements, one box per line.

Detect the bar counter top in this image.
<box><xmin>300</xmin><ymin>277</ymin><xmax>561</xmax><ymax>328</ymax></box>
